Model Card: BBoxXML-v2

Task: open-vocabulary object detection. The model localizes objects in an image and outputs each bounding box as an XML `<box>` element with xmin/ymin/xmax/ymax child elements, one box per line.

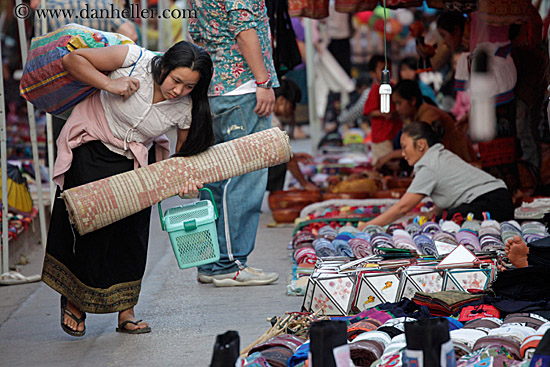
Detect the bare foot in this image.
<box><xmin>118</xmin><ymin>308</ymin><xmax>149</xmax><ymax>332</ymax></box>
<box><xmin>505</xmin><ymin>235</ymin><xmax>529</xmax><ymax>268</ymax></box>
<box><xmin>63</xmin><ymin>299</ymin><xmax>85</xmax><ymax>333</ymax></box>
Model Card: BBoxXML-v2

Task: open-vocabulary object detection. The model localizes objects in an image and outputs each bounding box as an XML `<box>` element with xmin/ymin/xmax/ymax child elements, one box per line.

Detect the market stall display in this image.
<box><xmin>240</xmin><ymin>201</ymin><xmax>550</xmax><ymax>366</ymax></box>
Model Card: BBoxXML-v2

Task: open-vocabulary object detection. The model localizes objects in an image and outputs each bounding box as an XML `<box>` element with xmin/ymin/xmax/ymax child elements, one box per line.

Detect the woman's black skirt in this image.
<box><xmin>445</xmin><ymin>187</ymin><xmax>515</xmax><ymax>222</ymax></box>
<box><xmin>42</xmin><ymin>141</ymin><xmax>154</xmax><ymax>314</ymax></box>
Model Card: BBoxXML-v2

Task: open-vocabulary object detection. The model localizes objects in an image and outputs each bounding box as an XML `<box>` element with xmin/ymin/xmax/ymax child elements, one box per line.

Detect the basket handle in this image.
<box><xmin>157</xmin><ymin>188</ymin><xmax>219</xmax><ymax>231</ymax></box>
<box><xmin>158</xmin><ymin>201</ymin><xmax>166</xmax><ymax>231</ymax></box>
<box><xmin>200</xmin><ymin>188</ymin><xmax>218</xmax><ymax>220</ymax></box>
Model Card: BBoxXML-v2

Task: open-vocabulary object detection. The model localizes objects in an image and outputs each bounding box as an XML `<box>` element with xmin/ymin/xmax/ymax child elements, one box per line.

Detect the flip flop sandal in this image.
<box><xmin>0</xmin><ymin>271</ymin><xmax>41</xmax><ymax>286</ymax></box>
<box><xmin>116</xmin><ymin>320</ymin><xmax>151</xmax><ymax>334</ymax></box>
<box><xmin>60</xmin><ymin>296</ymin><xmax>86</xmax><ymax>337</ymax></box>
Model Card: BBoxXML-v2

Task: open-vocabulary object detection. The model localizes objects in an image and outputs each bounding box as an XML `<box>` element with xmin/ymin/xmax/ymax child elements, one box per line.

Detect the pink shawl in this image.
<box><xmin>53</xmin><ymin>93</ymin><xmax>171</xmax><ymax>189</ymax></box>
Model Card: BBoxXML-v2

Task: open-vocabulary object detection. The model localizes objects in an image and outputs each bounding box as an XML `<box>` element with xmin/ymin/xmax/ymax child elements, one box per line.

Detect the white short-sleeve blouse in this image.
<box><xmin>100</xmin><ymin>44</ymin><xmax>192</xmax><ymax>150</ymax></box>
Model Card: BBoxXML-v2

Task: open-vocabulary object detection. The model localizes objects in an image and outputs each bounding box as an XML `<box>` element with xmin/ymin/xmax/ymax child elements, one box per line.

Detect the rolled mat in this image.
<box><xmin>62</xmin><ymin>128</ymin><xmax>291</xmax><ymax>235</ymax></box>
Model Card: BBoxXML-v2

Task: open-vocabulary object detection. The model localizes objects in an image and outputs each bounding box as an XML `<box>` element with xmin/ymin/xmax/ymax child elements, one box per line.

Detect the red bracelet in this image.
<box><xmin>255</xmin><ymin>73</ymin><xmax>271</xmax><ymax>85</ymax></box>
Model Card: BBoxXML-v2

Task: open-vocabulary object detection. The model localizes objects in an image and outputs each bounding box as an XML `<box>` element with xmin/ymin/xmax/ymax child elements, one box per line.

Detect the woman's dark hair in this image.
<box><xmin>151</xmin><ymin>41</ymin><xmax>214</xmax><ymax>156</ymax></box>
<box><xmin>398</xmin><ymin>57</ymin><xmax>419</xmax><ymax>82</ymax></box>
<box><xmin>275</xmin><ymin>78</ymin><xmax>302</xmax><ymax>108</ymax></box>
<box><xmin>436</xmin><ymin>12</ymin><xmax>466</xmax><ymax>36</ymax></box>
<box><xmin>368</xmin><ymin>54</ymin><xmax>391</xmax><ymax>72</ymax></box>
<box><xmin>402</xmin><ymin>120</ymin><xmax>444</xmax><ymax>147</ymax></box>
<box><xmin>394</xmin><ymin>80</ymin><xmax>424</xmax><ymax>109</ymax></box>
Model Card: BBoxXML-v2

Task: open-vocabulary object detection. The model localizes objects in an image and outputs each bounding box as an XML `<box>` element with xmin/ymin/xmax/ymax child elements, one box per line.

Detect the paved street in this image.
<box><xmin>0</xmin><ymin>199</ymin><xmax>303</xmax><ymax>367</ymax></box>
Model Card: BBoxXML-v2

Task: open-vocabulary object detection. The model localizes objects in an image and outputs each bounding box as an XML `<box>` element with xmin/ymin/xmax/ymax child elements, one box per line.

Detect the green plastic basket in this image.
<box><xmin>158</xmin><ymin>188</ymin><xmax>219</xmax><ymax>269</ymax></box>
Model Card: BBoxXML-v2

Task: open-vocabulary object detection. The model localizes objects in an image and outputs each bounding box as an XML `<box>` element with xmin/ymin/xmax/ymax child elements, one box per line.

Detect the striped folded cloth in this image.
<box><xmin>413</xmin><ymin>234</ymin><xmax>438</xmax><ymax>256</ymax></box>
<box><xmin>480</xmin><ymin>234</ymin><xmax>505</xmax><ymax>252</ymax></box>
<box><xmin>371</xmin><ymin>233</ymin><xmax>395</xmax><ymax>254</ymax></box>
<box><xmin>333</xmin><ymin>239</ymin><xmax>354</xmax><ymax>257</ymax></box>
<box><xmin>318</xmin><ymin>225</ymin><xmax>338</xmax><ymax>241</ymax></box>
<box><xmin>392</xmin><ymin>229</ymin><xmax>417</xmax><ymax>252</ymax></box>
<box><xmin>312</xmin><ymin>238</ymin><xmax>338</xmax><ymax>257</ymax></box>
<box><xmin>421</xmin><ymin>221</ymin><xmax>440</xmax><ymax>237</ymax></box>
<box><xmin>405</xmin><ymin>222</ymin><xmax>422</xmax><ymax>237</ymax></box>
<box><xmin>456</xmin><ymin>230</ymin><xmax>481</xmax><ymax>253</ymax></box>
<box><xmin>349</xmin><ymin>238</ymin><xmax>373</xmax><ymax>258</ymax></box>
<box><xmin>294</xmin><ymin>247</ymin><xmax>317</xmax><ymax>265</ymax></box>
<box><xmin>500</xmin><ymin>220</ymin><xmax>522</xmax><ymax>244</ymax></box>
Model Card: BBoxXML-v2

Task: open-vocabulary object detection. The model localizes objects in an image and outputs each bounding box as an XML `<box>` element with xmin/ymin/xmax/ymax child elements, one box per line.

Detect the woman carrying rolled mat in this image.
<box><xmin>362</xmin><ymin>121</ymin><xmax>514</xmax><ymax>229</ymax></box>
<box><xmin>42</xmin><ymin>41</ymin><xmax>213</xmax><ymax>337</ymax></box>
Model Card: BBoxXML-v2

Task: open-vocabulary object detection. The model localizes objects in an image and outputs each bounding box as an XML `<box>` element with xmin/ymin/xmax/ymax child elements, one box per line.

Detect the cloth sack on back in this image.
<box><xmin>20</xmin><ymin>23</ymin><xmax>134</xmax><ymax>119</ymax></box>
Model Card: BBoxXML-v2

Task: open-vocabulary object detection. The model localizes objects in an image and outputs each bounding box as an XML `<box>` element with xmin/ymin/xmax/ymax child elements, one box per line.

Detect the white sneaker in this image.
<box><xmin>211</xmin><ymin>267</ymin><xmax>279</xmax><ymax>287</ymax></box>
<box><xmin>197</xmin><ymin>266</ymin><xmax>265</xmax><ymax>284</ymax></box>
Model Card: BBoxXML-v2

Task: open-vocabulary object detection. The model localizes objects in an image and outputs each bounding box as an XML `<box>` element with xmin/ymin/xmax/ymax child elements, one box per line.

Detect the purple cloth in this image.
<box><xmin>291</xmin><ymin>18</ymin><xmax>305</xmax><ymax>70</ymax></box>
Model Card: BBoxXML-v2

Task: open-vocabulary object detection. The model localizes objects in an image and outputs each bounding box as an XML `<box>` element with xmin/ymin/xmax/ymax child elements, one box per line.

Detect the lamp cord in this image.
<box><xmin>383</xmin><ymin>0</ymin><xmax>387</xmax><ymax>71</ymax></box>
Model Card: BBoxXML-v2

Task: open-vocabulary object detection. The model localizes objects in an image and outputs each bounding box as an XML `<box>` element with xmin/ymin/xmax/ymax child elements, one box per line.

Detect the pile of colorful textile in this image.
<box><xmin>240</xmin><ymin>298</ymin><xmax>550</xmax><ymax>367</ymax></box>
<box><xmin>291</xmin><ymin>219</ymin><xmax>549</xmax><ymax>264</ymax></box>
<box><xmin>0</xmin><ymin>207</ymin><xmax>38</xmax><ymax>242</ymax></box>
<box><xmin>412</xmin><ymin>291</ymin><xmax>484</xmax><ymax>317</ymax></box>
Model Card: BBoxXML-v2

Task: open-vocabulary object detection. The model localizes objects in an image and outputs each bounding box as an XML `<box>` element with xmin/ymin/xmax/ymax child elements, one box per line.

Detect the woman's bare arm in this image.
<box><xmin>62</xmin><ymin>45</ymin><xmax>139</xmax><ymax>100</ymax></box>
<box><xmin>364</xmin><ymin>192</ymin><xmax>425</xmax><ymax>227</ymax></box>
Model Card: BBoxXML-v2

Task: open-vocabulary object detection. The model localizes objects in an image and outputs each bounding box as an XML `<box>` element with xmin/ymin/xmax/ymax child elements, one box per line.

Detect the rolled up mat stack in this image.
<box><xmin>62</xmin><ymin>127</ymin><xmax>291</xmax><ymax>235</ymax></box>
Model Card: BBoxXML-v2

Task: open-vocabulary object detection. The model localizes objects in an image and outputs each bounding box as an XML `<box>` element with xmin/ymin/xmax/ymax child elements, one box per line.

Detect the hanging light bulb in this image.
<box><xmin>380</xmin><ymin>69</ymin><xmax>392</xmax><ymax>113</ymax></box>
<box><xmin>379</xmin><ymin>0</ymin><xmax>391</xmax><ymax>114</ymax></box>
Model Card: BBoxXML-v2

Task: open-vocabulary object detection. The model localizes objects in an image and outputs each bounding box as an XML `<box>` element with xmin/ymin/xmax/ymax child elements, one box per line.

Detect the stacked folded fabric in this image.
<box><xmin>479</xmin><ymin>220</ymin><xmax>505</xmax><ymax>252</ymax></box>
<box><xmin>370</xmin><ymin>233</ymin><xmax>395</xmax><ymax>254</ymax></box>
<box><xmin>312</xmin><ymin>238</ymin><xmax>338</xmax><ymax>257</ymax></box>
<box><xmin>349</xmin><ymin>238</ymin><xmax>373</xmax><ymax>258</ymax></box>
<box><xmin>392</xmin><ymin>230</ymin><xmax>417</xmax><ymax>252</ymax></box>
<box><xmin>432</xmin><ymin>231</ymin><xmax>459</xmax><ymax>246</ymax></box>
<box><xmin>405</xmin><ymin>222</ymin><xmax>422</xmax><ymax>237</ymax></box>
<box><xmin>461</xmin><ymin>219</ymin><xmax>481</xmax><ymax>235</ymax></box>
<box><xmin>362</xmin><ymin>224</ymin><xmax>386</xmax><ymax>236</ymax></box>
<box><xmin>413</xmin><ymin>234</ymin><xmax>438</xmax><ymax>256</ymax></box>
<box><xmin>412</xmin><ymin>291</ymin><xmax>483</xmax><ymax>317</ymax></box>
<box><xmin>332</xmin><ymin>236</ymin><xmax>354</xmax><ymax>257</ymax></box>
<box><xmin>291</xmin><ymin>216</ymin><xmax>548</xmax><ymax>266</ymax></box>
<box><xmin>338</xmin><ymin>225</ymin><xmax>360</xmax><ymax>235</ymax></box>
<box><xmin>514</xmin><ymin>198</ymin><xmax>550</xmax><ymax>220</ymax></box>
<box><xmin>440</xmin><ymin>220</ymin><xmax>461</xmax><ymax>235</ymax></box>
<box><xmin>318</xmin><ymin>225</ymin><xmax>337</xmax><ymax>241</ymax></box>
<box><xmin>500</xmin><ymin>220</ymin><xmax>523</xmax><ymax>244</ymax></box>
<box><xmin>294</xmin><ymin>247</ymin><xmax>317</xmax><ymax>265</ymax></box>
<box><xmin>456</xmin><ymin>230</ymin><xmax>481</xmax><ymax>252</ymax></box>
<box><xmin>292</xmin><ymin>230</ymin><xmax>316</xmax><ymax>250</ymax></box>
<box><xmin>386</xmin><ymin>223</ymin><xmax>405</xmax><ymax>236</ymax></box>
<box><xmin>421</xmin><ymin>221</ymin><xmax>441</xmax><ymax>236</ymax></box>
<box><xmin>521</xmin><ymin>221</ymin><xmax>549</xmax><ymax>244</ymax></box>
<box><xmin>296</xmin><ymin>263</ymin><xmax>315</xmax><ymax>278</ymax></box>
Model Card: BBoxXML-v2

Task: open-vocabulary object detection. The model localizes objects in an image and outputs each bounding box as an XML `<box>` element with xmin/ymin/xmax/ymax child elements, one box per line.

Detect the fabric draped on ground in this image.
<box><xmin>62</xmin><ymin>127</ymin><xmax>291</xmax><ymax>235</ymax></box>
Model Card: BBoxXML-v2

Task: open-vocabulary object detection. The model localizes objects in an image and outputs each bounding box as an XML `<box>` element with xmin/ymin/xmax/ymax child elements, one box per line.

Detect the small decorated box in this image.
<box><xmin>398</xmin><ymin>267</ymin><xmax>444</xmax><ymax>300</ymax></box>
<box><xmin>442</xmin><ymin>266</ymin><xmax>494</xmax><ymax>292</ymax></box>
<box><xmin>350</xmin><ymin>270</ymin><xmax>402</xmax><ymax>313</ymax></box>
<box><xmin>302</xmin><ymin>272</ymin><xmax>357</xmax><ymax>316</ymax></box>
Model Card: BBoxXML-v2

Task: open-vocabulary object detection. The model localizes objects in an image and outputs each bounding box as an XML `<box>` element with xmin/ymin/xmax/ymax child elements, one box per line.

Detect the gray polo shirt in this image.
<box><xmin>406</xmin><ymin>144</ymin><xmax>506</xmax><ymax>209</ymax></box>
